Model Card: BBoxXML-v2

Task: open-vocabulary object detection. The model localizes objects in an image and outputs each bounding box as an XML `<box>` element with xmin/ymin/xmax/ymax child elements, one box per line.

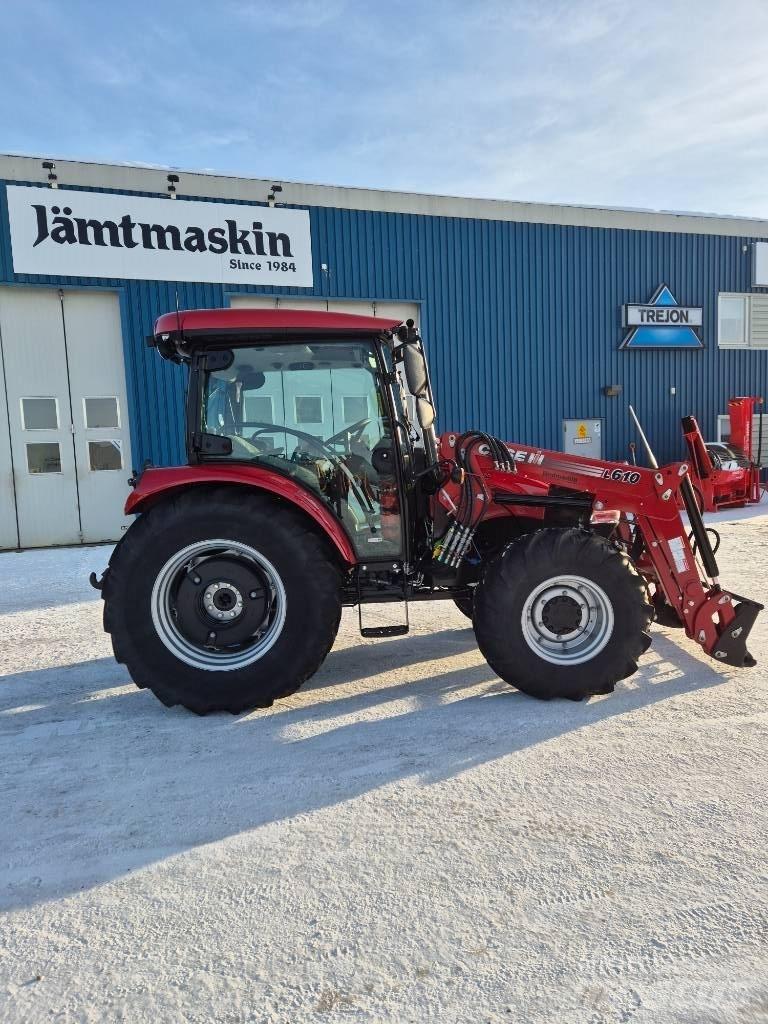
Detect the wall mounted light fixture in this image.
<box><xmin>42</xmin><ymin>160</ymin><xmax>58</xmax><ymax>188</ymax></box>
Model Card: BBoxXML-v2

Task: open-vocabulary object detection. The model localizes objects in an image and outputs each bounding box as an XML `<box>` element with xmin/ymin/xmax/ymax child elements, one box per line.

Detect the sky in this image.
<box><xmin>2</xmin><ymin>0</ymin><xmax>768</xmax><ymax>218</ymax></box>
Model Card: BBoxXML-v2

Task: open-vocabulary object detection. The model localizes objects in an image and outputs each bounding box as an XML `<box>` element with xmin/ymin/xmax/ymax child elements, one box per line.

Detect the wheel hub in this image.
<box><xmin>151</xmin><ymin>542</ymin><xmax>286</xmax><ymax>672</ymax></box>
<box><xmin>203</xmin><ymin>581</ymin><xmax>244</xmax><ymax>620</ymax></box>
<box><xmin>520</xmin><ymin>575</ymin><xmax>614</xmax><ymax>666</ymax></box>
<box><xmin>540</xmin><ymin>594</ymin><xmax>583</xmax><ymax>635</ymax></box>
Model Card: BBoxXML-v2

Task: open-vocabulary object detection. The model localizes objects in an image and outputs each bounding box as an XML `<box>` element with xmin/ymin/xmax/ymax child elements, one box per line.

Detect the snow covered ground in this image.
<box><xmin>1</xmin><ymin>513</ymin><xmax>767</xmax><ymax>1024</ymax></box>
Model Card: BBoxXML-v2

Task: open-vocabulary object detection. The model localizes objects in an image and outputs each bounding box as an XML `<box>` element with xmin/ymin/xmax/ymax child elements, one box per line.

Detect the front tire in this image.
<box><xmin>453</xmin><ymin>589</ymin><xmax>475</xmax><ymax>619</ymax></box>
<box><xmin>473</xmin><ymin>528</ymin><xmax>652</xmax><ymax>700</ymax></box>
<box><xmin>102</xmin><ymin>488</ymin><xmax>342</xmax><ymax>714</ymax></box>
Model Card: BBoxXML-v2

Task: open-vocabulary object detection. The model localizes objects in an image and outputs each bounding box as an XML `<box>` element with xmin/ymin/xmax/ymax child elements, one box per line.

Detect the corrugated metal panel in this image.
<box><xmin>2</xmin><ymin>178</ymin><xmax>767</xmax><ymax>472</ymax></box>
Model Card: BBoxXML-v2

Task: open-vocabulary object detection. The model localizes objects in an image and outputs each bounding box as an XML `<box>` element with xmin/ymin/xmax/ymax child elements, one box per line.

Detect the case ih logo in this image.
<box><xmin>7</xmin><ymin>185</ymin><xmax>314</xmax><ymax>287</ymax></box>
<box><xmin>621</xmin><ymin>285</ymin><xmax>703</xmax><ymax>349</ymax></box>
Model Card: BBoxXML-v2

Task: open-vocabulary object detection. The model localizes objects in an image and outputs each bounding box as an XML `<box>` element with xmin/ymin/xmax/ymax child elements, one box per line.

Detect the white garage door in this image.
<box><xmin>0</xmin><ymin>287</ymin><xmax>133</xmax><ymax>549</ymax></box>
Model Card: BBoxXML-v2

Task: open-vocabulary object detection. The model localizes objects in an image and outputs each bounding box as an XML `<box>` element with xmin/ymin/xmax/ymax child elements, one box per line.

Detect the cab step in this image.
<box><xmin>360</xmin><ymin>624</ymin><xmax>410</xmax><ymax>638</ymax></box>
<box><xmin>356</xmin><ymin>563</ymin><xmax>410</xmax><ymax>639</ymax></box>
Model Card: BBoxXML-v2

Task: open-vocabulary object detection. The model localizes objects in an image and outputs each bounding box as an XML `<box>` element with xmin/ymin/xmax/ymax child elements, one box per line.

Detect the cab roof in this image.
<box><xmin>154</xmin><ymin>307</ymin><xmax>403</xmax><ymax>339</ymax></box>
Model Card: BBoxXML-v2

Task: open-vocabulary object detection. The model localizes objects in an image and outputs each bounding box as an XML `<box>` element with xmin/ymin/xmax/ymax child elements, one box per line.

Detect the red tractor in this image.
<box><xmin>94</xmin><ymin>308</ymin><xmax>762</xmax><ymax>714</ymax></box>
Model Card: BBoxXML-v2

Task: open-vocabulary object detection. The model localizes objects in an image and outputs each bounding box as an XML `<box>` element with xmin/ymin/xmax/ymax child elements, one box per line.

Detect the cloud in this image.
<box><xmin>2</xmin><ymin>0</ymin><xmax>768</xmax><ymax>218</ymax></box>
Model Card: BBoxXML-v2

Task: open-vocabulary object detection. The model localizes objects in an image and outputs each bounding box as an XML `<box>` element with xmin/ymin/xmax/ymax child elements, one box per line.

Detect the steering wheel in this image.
<box><xmin>248</xmin><ymin>422</ymin><xmax>345</xmax><ymax>464</ymax></box>
<box><xmin>325</xmin><ymin>417</ymin><xmax>372</xmax><ymax>447</ymax></box>
<box><xmin>246</xmin><ymin>422</ymin><xmax>376</xmax><ymax>518</ymax></box>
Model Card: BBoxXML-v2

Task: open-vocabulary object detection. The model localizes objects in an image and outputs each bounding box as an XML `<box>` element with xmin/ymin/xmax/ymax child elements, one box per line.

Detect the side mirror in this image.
<box><xmin>416</xmin><ymin>396</ymin><xmax>435</xmax><ymax>430</ymax></box>
<box><xmin>403</xmin><ymin>344</ymin><xmax>428</xmax><ymax>397</ymax></box>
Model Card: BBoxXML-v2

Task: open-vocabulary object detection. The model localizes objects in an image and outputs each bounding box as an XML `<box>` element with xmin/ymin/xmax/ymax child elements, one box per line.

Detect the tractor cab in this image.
<box><xmin>150</xmin><ymin>307</ymin><xmax>437</xmax><ymax>566</ymax></box>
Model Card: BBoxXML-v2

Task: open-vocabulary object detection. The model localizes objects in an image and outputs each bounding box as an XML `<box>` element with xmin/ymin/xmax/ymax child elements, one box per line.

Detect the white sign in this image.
<box><xmin>6</xmin><ymin>185</ymin><xmax>313</xmax><ymax>287</ymax></box>
<box><xmin>623</xmin><ymin>304</ymin><xmax>702</xmax><ymax>326</ymax></box>
<box><xmin>753</xmin><ymin>242</ymin><xmax>768</xmax><ymax>287</ymax></box>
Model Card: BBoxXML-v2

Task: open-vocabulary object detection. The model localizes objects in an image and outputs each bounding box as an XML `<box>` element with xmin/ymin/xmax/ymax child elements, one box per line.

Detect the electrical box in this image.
<box><xmin>563</xmin><ymin>418</ymin><xmax>602</xmax><ymax>459</ymax></box>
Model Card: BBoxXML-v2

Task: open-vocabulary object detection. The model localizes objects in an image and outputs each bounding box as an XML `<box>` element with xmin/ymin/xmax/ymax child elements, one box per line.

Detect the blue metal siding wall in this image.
<box><xmin>2</xmin><ymin>179</ymin><xmax>766</xmax><ymax>471</ymax></box>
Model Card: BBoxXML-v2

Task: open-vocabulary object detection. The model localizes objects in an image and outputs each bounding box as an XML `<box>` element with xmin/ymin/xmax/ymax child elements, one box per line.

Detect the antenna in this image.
<box><xmin>175</xmin><ymin>288</ymin><xmax>182</xmax><ymax>336</ymax></box>
<box><xmin>628</xmin><ymin>405</ymin><xmax>659</xmax><ymax>469</ymax></box>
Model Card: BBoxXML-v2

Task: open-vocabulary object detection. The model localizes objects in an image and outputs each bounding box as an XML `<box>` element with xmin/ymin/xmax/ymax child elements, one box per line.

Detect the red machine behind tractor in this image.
<box><xmin>93</xmin><ymin>309</ymin><xmax>762</xmax><ymax>714</ymax></box>
<box><xmin>682</xmin><ymin>396</ymin><xmax>764</xmax><ymax>513</ymax></box>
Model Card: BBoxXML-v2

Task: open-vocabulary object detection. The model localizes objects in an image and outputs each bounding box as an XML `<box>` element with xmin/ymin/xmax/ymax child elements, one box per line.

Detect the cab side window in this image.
<box><xmin>202</xmin><ymin>341</ymin><xmax>402</xmax><ymax>556</ymax></box>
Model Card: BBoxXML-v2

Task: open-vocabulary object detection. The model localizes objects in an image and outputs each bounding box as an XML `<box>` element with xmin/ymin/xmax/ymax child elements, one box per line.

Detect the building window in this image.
<box><xmin>244</xmin><ymin>394</ymin><xmax>274</xmax><ymax>424</ymax></box>
<box><xmin>295</xmin><ymin>396</ymin><xmax>323</xmax><ymax>424</ymax></box>
<box><xmin>88</xmin><ymin>440</ymin><xmax>123</xmax><ymax>471</ymax></box>
<box><xmin>26</xmin><ymin>442</ymin><xmax>62</xmax><ymax>474</ymax></box>
<box><xmin>84</xmin><ymin>397</ymin><xmax>120</xmax><ymax>429</ymax></box>
<box><xmin>21</xmin><ymin>397</ymin><xmax>59</xmax><ymax>430</ymax></box>
<box><xmin>342</xmin><ymin>395</ymin><xmax>369</xmax><ymax>423</ymax></box>
<box><xmin>718</xmin><ymin>293</ymin><xmax>768</xmax><ymax>348</ymax></box>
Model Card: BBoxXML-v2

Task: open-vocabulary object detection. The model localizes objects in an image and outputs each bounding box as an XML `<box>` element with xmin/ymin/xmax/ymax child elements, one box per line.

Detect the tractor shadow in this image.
<box><xmin>0</xmin><ymin>624</ymin><xmax>732</xmax><ymax>911</ymax></box>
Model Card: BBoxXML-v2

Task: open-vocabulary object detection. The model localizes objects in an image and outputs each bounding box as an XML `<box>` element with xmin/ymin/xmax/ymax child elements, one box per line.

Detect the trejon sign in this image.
<box><xmin>6</xmin><ymin>185</ymin><xmax>314</xmax><ymax>287</ymax></box>
<box><xmin>620</xmin><ymin>285</ymin><xmax>703</xmax><ymax>349</ymax></box>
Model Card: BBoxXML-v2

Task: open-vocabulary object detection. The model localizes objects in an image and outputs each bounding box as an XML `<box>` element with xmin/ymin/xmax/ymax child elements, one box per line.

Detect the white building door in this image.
<box><xmin>62</xmin><ymin>291</ymin><xmax>133</xmax><ymax>544</ymax></box>
<box><xmin>0</xmin><ymin>289</ymin><xmax>81</xmax><ymax>548</ymax></box>
<box><xmin>0</xmin><ymin>287</ymin><xmax>133</xmax><ymax>549</ymax></box>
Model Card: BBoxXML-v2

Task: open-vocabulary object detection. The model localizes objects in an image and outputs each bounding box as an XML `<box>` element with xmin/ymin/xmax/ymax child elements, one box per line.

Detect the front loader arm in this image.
<box><xmin>435</xmin><ymin>434</ymin><xmax>762</xmax><ymax>668</ymax></box>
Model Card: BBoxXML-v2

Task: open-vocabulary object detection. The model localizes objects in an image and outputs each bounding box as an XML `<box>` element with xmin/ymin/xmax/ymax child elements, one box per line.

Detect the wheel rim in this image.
<box><xmin>150</xmin><ymin>539</ymin><xmax>287</xmax><ymax>671</ymax></box>
<box><xmin>520</xmin><ymin>575</ymin><xmax>614</xmax><ymax>665</ymax></box>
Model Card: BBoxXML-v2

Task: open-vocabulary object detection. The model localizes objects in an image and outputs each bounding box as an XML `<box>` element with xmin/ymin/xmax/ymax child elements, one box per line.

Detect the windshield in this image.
<box><xmin>201</xmin><ymin>339</ymin><xmax>402</xmax><ymax>557</ymax></box>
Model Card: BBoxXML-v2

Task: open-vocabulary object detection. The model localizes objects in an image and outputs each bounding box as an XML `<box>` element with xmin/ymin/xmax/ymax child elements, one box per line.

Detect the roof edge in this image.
<box><xmin>3</xmin><ymin>152</ymin><xmax>768</xmax><ymax>239</ymax></box>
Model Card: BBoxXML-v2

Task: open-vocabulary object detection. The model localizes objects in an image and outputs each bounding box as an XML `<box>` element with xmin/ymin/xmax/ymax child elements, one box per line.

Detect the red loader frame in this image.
<box><xmin>433</xmin><ymin>435</ymin><xmax>761</xmax><ymax>668</ymax></box>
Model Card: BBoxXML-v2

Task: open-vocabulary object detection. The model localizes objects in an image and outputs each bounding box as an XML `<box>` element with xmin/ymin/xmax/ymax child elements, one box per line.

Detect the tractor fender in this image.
<box><xmin>124</xmin><ymin>465</ymin><xmax>357</xmax><ymax>565</ymax></box>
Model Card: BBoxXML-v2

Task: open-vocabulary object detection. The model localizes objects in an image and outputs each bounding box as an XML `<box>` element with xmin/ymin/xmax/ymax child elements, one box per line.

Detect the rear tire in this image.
<box><xmin>102</xmin><ymin>488</ymin><xmax>342</xmax><ymax>714</ymax></box>
<box><xmin>473</xmin><ymin>528</ymin><xmax>652</xmax><ymax>700</ymax></box>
